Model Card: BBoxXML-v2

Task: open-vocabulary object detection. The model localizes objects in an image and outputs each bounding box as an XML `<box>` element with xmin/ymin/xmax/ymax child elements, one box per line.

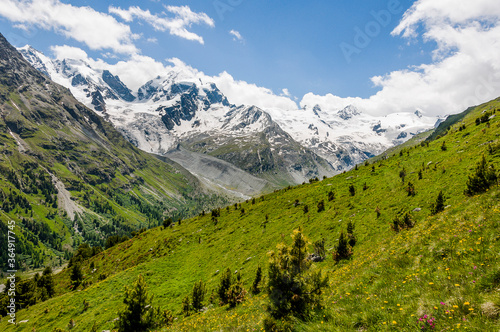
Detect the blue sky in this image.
<box><xmin>0</xmin><ymin>0</ymin><xmax>499</xmax><ymax>116</ymax></box>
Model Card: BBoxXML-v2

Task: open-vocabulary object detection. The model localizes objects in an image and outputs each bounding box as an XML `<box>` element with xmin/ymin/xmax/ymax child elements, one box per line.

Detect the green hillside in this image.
<box><xmin>2</xmin><ymin>93</ymin><xmax>499</xmax><ymax>331</ymax></box>
<box><xmin>0</xmin><ymin>33</ymin><xmax>227</xmax><ymax>272</ymax></box>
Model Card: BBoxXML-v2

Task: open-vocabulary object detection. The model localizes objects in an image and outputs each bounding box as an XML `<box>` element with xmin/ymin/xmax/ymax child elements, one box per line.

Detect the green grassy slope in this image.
<box><xmin>0</xmin><ymin>33</ymin><xmax>227</xmax><ymax>271</ymax></box>
<box><xmin>2</xmin><ymin>93</ymin><xmax>500</xmax><ymax>331</ymax></box>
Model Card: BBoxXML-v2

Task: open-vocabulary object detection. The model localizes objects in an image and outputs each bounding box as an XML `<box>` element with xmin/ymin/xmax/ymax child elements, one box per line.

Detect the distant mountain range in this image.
<box><xmin>19</xmin><ymin>46</ymin><xmax>443</xmax><ymax>191</ymax></box>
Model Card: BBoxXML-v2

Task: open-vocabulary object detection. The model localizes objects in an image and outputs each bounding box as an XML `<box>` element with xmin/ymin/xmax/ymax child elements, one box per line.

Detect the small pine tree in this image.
<box><xmin>431</xmin><ymin>191</ymin><xmax>446</xmax><ymax>215</ymax></box>
<box><xmin>399</xmin><ymin>168</ymin><xmax>407</xmax><ymax>184</ymax></box>
<box><xmin>317</xmin><ymin>200</ymin><xmax>325</xmax><ymax>212</ymax></box>
<box><xmin>217</xmin><ymin>268</ymin><xmax>233</xmax><ymax>305</ymax></box>
<box><xmin>346</xmin><ymin>221</ymin><xmax>356</xmax><ymax>247</ymax></box>
<box><xmin>163</xmin><ymin>217</ymin><xmax>172</xmax><ymax>228</ymax></box>
<box><xmin>70</xmin><ymin>264</ymin><xmax>83</xmax><ymax>289</ymax></box>
<box><xmin>372</xmin><ymin>165</ymin><xmax>375</xmax><ymax>172</ymax></box>
<box><xmin>363</xmin><ymin>182</ymin><xmax>368</xmax><ymax>191</ymax></box>
<box><xmin>349</xmin><ymin>184</ymin><xmax>355</xmax><ymax>196</ymax></box>
<box><xmin>115</xmin><ymin>275</ymin><xmax>166</xmax><ymax>331</ymax></box>
<box><xmin>191</xmin><ymin>280</ymin><xmax>206</xmax><ymax>312</ymax></box>
<box><xmin>441</xmin><ymin>141</ymin><xmax>447</xmax><ymax>151</ymax></box>
<box><xmin>303</xmin><ymin>205</ymin><xmax>309</xmax><ymax>214</ymax></box>
<box><xmin>464</xmin><ymin>155</ymin><xmax>498</xmax><ymax>196</ymax></box>
<box><xmin>266</xmin><ymin>228</ymin><xmax>328</xmax><ymax>319</ymax></box>
<box><xmin>375</xmin><ymin>206</ymin><xmax>381</xmax><ymax>218</ymax></box>
<box><xmin>418</xmin><ymin>169</ymin><xmax>423</xmax><ymax>180</ymax></box>
<box><xmin>333</xmin><ymin>232</ymin><xmax>352</xmax><ymax>262</ymax></box>
<box><xmin>181</xmin><ymin>295</ymin><xmax>191</xmax><ymax>316</ymax></box>
<box><xmin>407</xmin><ymin>181</ymin><xmax>416</xmax><ymax>196</ymax></box>
<box><xmin>251</xmin><ymin>266</ymin><xmax>263</xmax><ymax>295</ymax></box>
<box><xmin>327</xmin><ymin>191</ymin><xmax>335</xmax><ymax>201</ymax></box>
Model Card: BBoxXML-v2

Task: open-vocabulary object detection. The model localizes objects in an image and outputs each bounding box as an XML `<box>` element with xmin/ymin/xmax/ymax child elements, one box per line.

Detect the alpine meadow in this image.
<box><xmin>1</xmin><ymin>0</ymin><xmax>500</xmax><ymax>331</ymax></box>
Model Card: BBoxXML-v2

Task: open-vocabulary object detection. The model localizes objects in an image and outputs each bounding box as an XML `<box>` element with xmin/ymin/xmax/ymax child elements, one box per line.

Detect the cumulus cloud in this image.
<box><xmin>48</xmin><ymin>44</ymin><xmax>298</xmax><ymax>110</ymax></box>
<box><xmin>229</xmin><ymin>30</ymin><xmax>244</xmax><ymax>42</ymax></box>
<box><xmin>210</xmin><ymin>72</ymin><xmax>298</xmax><ymax>110</ymax></box>
<box><xmin>0</xmin><ymin>0</ymin><xmax>138</xmax><ymax>54</ymax></box>
<box><xmin>303</xmin><ymin>0</ymin><xmax>500</xmax><ymax>117</ymax></box>
<box><xmin>109</xmin><ymin>5</ymin><xmax>214</xmax><ymax>44</ymax></box>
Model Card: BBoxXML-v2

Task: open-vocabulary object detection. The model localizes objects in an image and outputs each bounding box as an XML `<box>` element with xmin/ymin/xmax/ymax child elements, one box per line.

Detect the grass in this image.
<box><xmin>2</xmin><ymin>96</ymin><xmax>500</xmax><ymax>331</ymax></box>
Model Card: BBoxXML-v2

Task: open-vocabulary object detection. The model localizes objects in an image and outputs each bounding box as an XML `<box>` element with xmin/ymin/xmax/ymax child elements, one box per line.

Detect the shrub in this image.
<box><xmin>392</xmin><ymin>213</ymin><xmax>415</xmax><ymax>232</ymax></box>
<box><xmin>313</xmin><ymin>239</ymin><xmax>326</xmax><ymax>260</ymax></box>
<box><xmin>227</xmin><ymin>282</ymin><xmax>247</xmax><ymax>308</ymax></box>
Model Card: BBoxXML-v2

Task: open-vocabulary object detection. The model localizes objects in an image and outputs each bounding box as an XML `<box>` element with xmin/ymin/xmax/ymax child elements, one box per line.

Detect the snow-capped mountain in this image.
<box><xmin>19</xmin><ymin>46</ymin><xmax>441</xmax><ymax>186</ymax></box>
<box><xmin>18</xmin><ymin>46</ymin><xmax>335</xmax><ymax>190</ymax></box>
<box><xmin>264</xmin><ymin>104</ymin><xmax>439</xmax><ymax>171</ymax></box>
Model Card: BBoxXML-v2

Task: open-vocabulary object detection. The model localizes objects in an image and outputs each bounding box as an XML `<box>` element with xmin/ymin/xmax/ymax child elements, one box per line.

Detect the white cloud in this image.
<box><xmin>229</xmin><ymin>29</ymin><xmax>244</xmax><ymax>42</ymax></box>
<box><xmin>109</xmin><ymin>5</ymin><xmax>214</xmax><ymax>44</ymax></box>
<box><xmin>210</xmin><ymin>72</ymin><xmax>298</xmax><ymax>110</ymax></box>
<box><xmin>48</xmin><ymin>45</ymin><xmax>298</xmax><ymax>111</ymax></box>
<box><xmin>303</xmin><ymin>0</ymin><xmax>500</xmax><ymax>117</ymax></box>
<box><xmin>0</xmin><ymin>0</ymin><xmax>138</xmax><ymax>54</ymax></box>
<box><xmin>51</xmin><ymin>45</ymin><xmax>89</xmax><ymax>61</ymax></box>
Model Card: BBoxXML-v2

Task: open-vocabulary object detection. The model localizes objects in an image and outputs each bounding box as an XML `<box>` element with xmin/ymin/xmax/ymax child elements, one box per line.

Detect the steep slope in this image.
<box><xmin>0</xmin><ymin>33</ymin><xmax>226</xmax><ymax>270</ymax></box>
<box><xmin>4</xmin><ymin>95</ymin><xmax>500</xmax><ymax>331</ymax></box>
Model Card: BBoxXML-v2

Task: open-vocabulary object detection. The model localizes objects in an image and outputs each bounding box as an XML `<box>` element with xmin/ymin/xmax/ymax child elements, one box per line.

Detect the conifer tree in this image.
<box><xmin>115</xmin><ymin>275</ymin><xmax>168</xmax><ymax>331</ymax></box>
<box><xmin>465</xmin><ymin>155</ymin><xmax>498</xmax><ymax>196</ymax></box>
<box><xmin>70</xmin><ymin>264</ymin><xmax>83</xmax><ymax>289</ymax></box>
<box><xmin>407</xmin><ymin>181</ymin><xmax>416</xmax><ymax>196</ymax></box>
<box><xmin>431</xmin><ymin>191</ymin><xmax>446</xmax><ymax>215</ymax></box>
<box><xmin>317</xmin><ymin>200</ymin><xmax>325</xmax><ymax>212</ymax></box>
<box><xmin>333</xmin><ymin>232</ymin><xmax>352</xmax><ymax>262</ymax></box>
<box><xmin>346</xmin><ymin>221</ymin><xmax>356</xmax><ymax>247</ymax></box>
<box><xmin>191</xmin><ymin>280</ymin><xmax>206</xmax><ymax>312</ymax></box>
<box><xmin>251</xmin><ymin>266</ymin><xmax>263</xmax><ymax>295</ymax></box>
<box><xmin>266</xmin><ymin>228</ymin><xmax>328</xmax><ymax>319</ymax></box>
<box><xmin>217</xmin><ymin>268</ymin><xmax>233</xmax><ymax>305</ymax></box>
<box><xmin>349</xmin><ymin>184</ymin><xmax>355</xmax><ymax>196</ymax></box>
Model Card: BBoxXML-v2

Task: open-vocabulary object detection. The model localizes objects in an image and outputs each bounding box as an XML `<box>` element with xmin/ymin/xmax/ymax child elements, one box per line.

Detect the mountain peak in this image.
<box><xmin>337</xmin><ymin>105</ymin><xmax>361</xmax><ymax>120</ymax></box>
